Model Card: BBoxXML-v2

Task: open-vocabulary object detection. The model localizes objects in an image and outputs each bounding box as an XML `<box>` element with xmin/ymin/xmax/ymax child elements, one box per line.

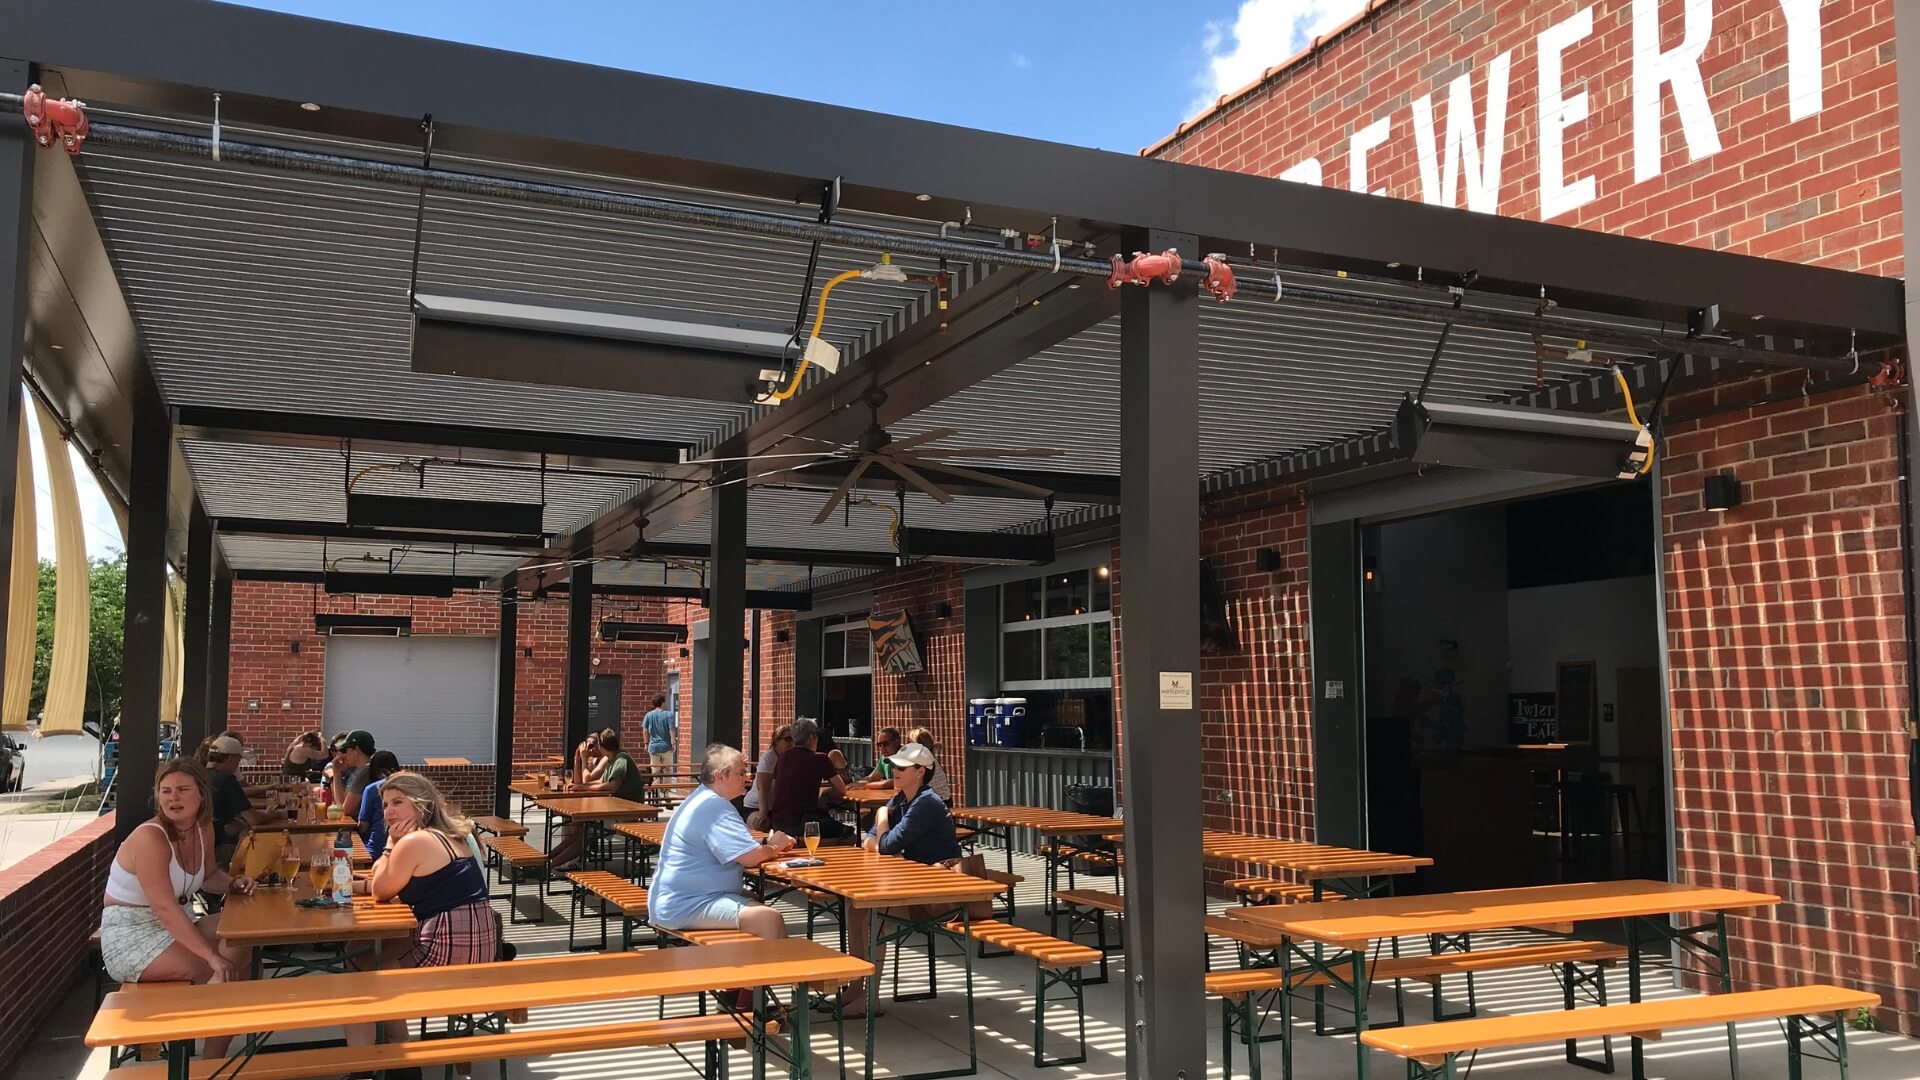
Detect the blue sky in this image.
<box><xmin>222</xmin><ymin>0</ymin><xmax>1360</xmax><ymax>154</ymax></box>
<box><xmin>34</xmin><ymin>0</ymin><xmax>1374</xmax><ymax>561</ymax></box>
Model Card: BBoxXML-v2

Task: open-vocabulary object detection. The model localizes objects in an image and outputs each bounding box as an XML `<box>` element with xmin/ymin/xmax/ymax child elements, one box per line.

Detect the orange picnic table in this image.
<box><xmin>217</xmin><ymin>882</ymin><xmax>417</xmax><ymax>977</ymax></box>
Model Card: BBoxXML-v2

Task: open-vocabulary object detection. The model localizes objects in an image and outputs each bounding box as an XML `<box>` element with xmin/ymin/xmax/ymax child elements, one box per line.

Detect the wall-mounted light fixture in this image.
<box><xmin>1704</xmin><ymin>473</ymin><xmax>1742</xmax><ymax>513</ymax></box>
<box><xmin>775</xmin><ymin>629</ymin><xmax>791</xmax><ymax>643</ymax></box>
<box><xmin>1255</xmin><ymin>548</ymin><xmax>1282</xmax><ymax>573</ymax></box>
<box><xmin>936</xmin><ymin>601</ymin><xmax>953</xmax><ymax>620</ymax></box>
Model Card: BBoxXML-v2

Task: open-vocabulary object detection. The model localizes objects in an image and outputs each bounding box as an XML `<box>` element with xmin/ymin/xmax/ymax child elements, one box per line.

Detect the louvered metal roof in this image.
<box><xmin>653</xmin><ymin>485</ymin><xmax>1104</xmax><ymax>556</ymax></box>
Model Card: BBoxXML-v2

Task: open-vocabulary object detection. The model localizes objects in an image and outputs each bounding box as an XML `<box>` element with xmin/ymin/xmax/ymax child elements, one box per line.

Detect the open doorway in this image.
<box><xmin>1361</xmin><ymin>482</ymin><xmax>1663</xmax><ymax>893</ymax></box>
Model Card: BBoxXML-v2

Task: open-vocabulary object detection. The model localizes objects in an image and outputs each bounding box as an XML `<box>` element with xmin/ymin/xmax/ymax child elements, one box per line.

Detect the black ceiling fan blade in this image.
<box><xmin>884</xmin><ymin>427</ymin><xmax>959</xmax><ymax>453</ymax></box>
<box><xmin>813</xmin><ymin>457</ymin><xmax>876</xmax><ymax>524</ymax></box>
<box><xmin>894</xmin><ymin>454</ymin><xmax>1054</xmax><ymax>499</ymax></box>
<box><xmin>880</xmin><ymin>457</ymin><xmax>956</xmax><ymax>504</ymax></box>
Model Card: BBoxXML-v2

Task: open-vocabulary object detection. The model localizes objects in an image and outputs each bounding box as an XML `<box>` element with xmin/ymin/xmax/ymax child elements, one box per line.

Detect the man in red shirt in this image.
<box><xmin>768</xmin><ymin>718</ymin><xmax>851</xmax><ymax>842</ymax></box>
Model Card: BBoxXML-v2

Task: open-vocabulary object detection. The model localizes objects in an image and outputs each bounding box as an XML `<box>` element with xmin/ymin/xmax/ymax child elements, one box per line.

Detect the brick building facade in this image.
<box><xmin>216</xmin><ymin>0</ymin><xmax>1916</xmax><ymax>1031</ymax></box>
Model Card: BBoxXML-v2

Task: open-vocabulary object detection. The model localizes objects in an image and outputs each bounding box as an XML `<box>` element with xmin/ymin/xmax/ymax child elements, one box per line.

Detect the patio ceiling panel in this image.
<box><xmin>652</xmin><ymin>485</ymin><xmax>1104</xmax><ymax>557</ymax></box>
<box><xmin>73</xmin><ymin>140</ymin><xmax>955</xmax><ymax>446</ymax></box>
<box><xmin>893</xmin><ymin>276</ymin><xmax>1682</xmax><ymax>479</ymax></box>
<box><xmin>179</xmin><ymin>439</ymin><xmax>653</xmax><ymax>538</ymax></box>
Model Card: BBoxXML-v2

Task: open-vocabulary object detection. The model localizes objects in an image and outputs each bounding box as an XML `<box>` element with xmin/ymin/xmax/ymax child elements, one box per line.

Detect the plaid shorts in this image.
<box><xmin>395</xmin><ymin>899</ymin><xmax>498</xmax><ymax>968</ymax></box>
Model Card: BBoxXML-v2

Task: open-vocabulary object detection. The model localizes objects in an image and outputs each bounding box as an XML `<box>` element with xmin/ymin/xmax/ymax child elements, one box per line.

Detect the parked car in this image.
<box><xmin>0</xmin><ymin>734</ymin><xmax>23</xmax><ymax>793</ymax></box>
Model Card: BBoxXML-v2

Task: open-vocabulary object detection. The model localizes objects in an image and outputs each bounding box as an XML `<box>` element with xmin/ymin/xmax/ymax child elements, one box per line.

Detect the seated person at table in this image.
<box><xmin>842</xmin><ymin>740</ymin><xmax>964</xmax><ymax>1018</ymax></box>
<box><xmin>547</xmin><ymin>728</ymin><xmax>649</xmax><ymax>869</ymax></box>
<box><xmin>652</xmin><ymin>743</ymin><xmax>796</xmax><ymax>939</ymax></box>
<box><xmin>572</xmin><ymin>729</ymin><xmax>607</xmax><ymax>787</ymax></box>
<box><xmin>99</xmin><ymin>758</ymin><xmax>258</xmax><ymax>1058</ymax></box>
<box><xmin>204</xmin><ymin>734</ymin><xmax>274</xmax><ymax>860</ymax></box>
<box><xmin>330</xmin><ymin>729</ymin><xmax>378</xmax><ymax>819</ymax></box>
<box><xmin>742</xmin><ymin>724</ymin><xmax>794</xmax><ymax>830</ymax></box>
<box><xmin>355</xmin><ymin>750</ymin><xmax>403</xmax><ymax>858</ymax></box>
<box><xmin>347</xmin><ymin>771</ymin><xmax>498</xmax><ymax>1055</ymax></box>
<box><xmin>855</xmin><ymin>727</ymin><xmax>903</xmax><ymax>789</ymax></box>
<box><xmin>906</xmin><ymin>727</ymin><xmax>954</xmax><ymax>803</ymax></box>
<box><xmin>768</xmin><ymin>718</ymin><xmax>851</xmax><ymax>842</ymax></box>
<box><xmin>280</xmin><ymin>731</ymin><xmax>328</xmax><ymax>783</ymax></box>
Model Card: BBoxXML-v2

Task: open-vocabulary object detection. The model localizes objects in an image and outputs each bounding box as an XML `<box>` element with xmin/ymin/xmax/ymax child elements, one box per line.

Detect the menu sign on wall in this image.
<box><xmin>1508</xmin><ymin>692</ymin><xmax>1558</xmax><ymax>744</ymax></box>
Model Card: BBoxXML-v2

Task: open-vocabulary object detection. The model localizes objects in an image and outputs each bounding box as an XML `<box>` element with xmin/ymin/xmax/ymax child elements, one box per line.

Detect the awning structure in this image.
<box><xmin>1</xmin><ymin>1</ymin><xmax>1906</xmax><ymax>1074</ymax></box>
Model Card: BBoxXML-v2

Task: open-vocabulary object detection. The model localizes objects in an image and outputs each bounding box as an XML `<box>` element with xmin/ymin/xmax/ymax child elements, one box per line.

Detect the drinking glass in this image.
<box><xmin>308</xmin><ymin>852</ymin><xmax>331</xmax><ymax>894</ymax></box>
<box><xmin>803</xmin><ymin>821</ymin><xmax>821</xmax><ymax>856</ymax></box>
<box><xmin>276</xmin><ymin>850</ymin><xmax>301</xmax><ymax>885</ymax></box>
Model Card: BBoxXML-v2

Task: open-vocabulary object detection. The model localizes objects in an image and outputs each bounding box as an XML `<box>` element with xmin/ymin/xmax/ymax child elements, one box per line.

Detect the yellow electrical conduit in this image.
<box><xmin>847</xmin><ymin>495</ymin><xmax>901</xmax><ymax>550</ymax></box>
<box><xmin>2</xmin><ymin>400</ymin><xmax>33</xmax><ymax>731</ymax></box>
<box><xmin>1612</xmin><ymin>365</ymin><xmax>1656</xmax><ymax>476</ymax></box>
<box><xmin>33</xmin><ymin>394</ymin><xmax>90</xmax><ymax>737</ymax></box>
<box><xmin>766</xmin><ymin>255</ymin><xmax>911</xmax><ymax>403</ymax></box>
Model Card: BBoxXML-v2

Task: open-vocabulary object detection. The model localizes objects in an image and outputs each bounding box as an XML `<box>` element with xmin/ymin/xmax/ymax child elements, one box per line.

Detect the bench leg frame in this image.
<box><xmin>1221</xmin><ymin>989</ymin><xmax>1291</xmax><ymax>1080</ymax></box>
<box><xmin>1786</xmin><ymin>1012</ymin><xmax>1850</xmax><ymax>1080</ymax></box>
<box><xmin>1048</xmin><ymin>903</ymin><xmax>1112</xmax><ymax>985</ymax></box>
<box><xmin>1405</xmin><ymin>1055</ymin><xmax>1461</xmax><ymax>1080</ymax></box>
<box><xmin>1561</xmin><ymin>960</ymin><xmax>1615</xmax><ymax>1073</ymax></box>
<box><xmin>1033</xmin><ymin>963</ymin><xmax>1088</xmax><ymax>1068</ymax></box>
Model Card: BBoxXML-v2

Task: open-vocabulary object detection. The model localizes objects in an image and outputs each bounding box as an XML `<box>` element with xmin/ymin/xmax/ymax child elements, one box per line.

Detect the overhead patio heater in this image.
<box><xmin>900</xmin><ymin>527</ymin><xmax>1054</xmax><ymax>566</ymax></box>
<box><xmin>598</xmin><ymin>620</ymin><xmax>689</xmax><ymax>644</ymax></box>
<box><xmin>1392</xmin><ymin>396</ymin><xmax>1652</xmax><ymax>480</ymax></box>
<box><xmin>324</xmin><ymin>572</ymin><xmax>454</xmax><ymax>598</ymax></box>
<box><xmin>410</xmin><ymin>292</ymin><xmax>796</xmax><ymax>404</ymax></box>
<box><xmin>314</xmin><ymin>614</ymin><xmax>413</xmax><ymax>637</ymax></box>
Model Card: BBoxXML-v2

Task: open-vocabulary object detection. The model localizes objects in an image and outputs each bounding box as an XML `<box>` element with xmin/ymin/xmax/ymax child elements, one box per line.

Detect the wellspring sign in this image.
<box><xmin>1271</xmin><ymin>0</ymin><xmax>1826</xmax><ymax>220</ymax></box>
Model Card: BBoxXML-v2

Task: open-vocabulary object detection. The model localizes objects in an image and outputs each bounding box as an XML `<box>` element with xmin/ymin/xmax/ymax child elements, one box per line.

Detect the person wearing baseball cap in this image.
<box><xmin>842</xmin><ymin>739</ymin><xmax>963</xmax><ymax>1018</ymax></box>
<box><xmin>330</xmin><ymin>730</ymin><xmax>378</xmax><ymax>820</ymax></box>
<box><xmin>204</xmin><ymin>733</ymin><xmax>272</xmax><ymax>853</ymax></box>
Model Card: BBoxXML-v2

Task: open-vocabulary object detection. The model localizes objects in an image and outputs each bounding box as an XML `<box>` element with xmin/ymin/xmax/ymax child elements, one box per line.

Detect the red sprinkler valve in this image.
<box><xmin>1108</xmin><ymin>248</ymin><xmax>1181</xmax><ymax>289</ymax></box>
<box><xmin>1201</xmin><ymin>254</ymin><xmax>1236</xmax><ymax>303</ymax></box>
<box><xmin>23</xmin><ymin>85</ymin><xmax>88</xmax><ymax>155</ymax></box>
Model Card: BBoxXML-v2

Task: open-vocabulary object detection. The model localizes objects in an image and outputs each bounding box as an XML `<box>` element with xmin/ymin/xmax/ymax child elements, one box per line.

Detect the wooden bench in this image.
<box><xmin>1224</xmin><ymin>876</ymin><xmax>1319</xmax><ymax>905</ymax></box>
<box><xmin>1050</xmin><ymin>889</ymin><xmax>1125</xmax><ymax>983</ymax></box>
<box><xmin>972</xmin><ymin>866</ymin><xmax>1024</xmax><ymax>927</ymax></box>
<box><xmin>483</xmin><ymin>836</ymin><xmax>553</xmax><ymax>924</ymax></box>
<box><xmin>82</xmin><ymin>938</ymin><xmax>187</xmax><ymax>1069</ymax></box>
<box><xmin>1207</xmin><ymin>939</ymin><xmax>1630</xmax><ymax>1080</ymax></box>
<box><xmin>1360</xmin><ymin>984</ymin><xmax>1880</xmax><ymax>1080</ymax></box>
<box><xmin>565</xmin><ymin>871</ymin><xmax>649</xmax><ymax>952</ymax></box>
<box><xmin>112</xmin><ymin>1014</ymin><xmax>781</xmax><ymax>1080</ymax></box>
<box><xmin>471</xmin><ymin>815</ymin><xmax>527</xmax><ymax>839</ymax></box>
<box><xmin>949</xmin><ymin>919</ymin><xmax>1103</xmax><ymax>1068</ymax></box>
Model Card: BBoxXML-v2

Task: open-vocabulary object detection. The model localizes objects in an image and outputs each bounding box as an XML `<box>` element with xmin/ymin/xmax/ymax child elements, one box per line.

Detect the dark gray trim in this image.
<box><xmin>700</xmin><ymin>469</ymin><xmax>747</xmax><ymax>749</ymax></box>
<box><xmin>494</xmin><ymin>586</ymin><xmax>517</xmax><ymax>817</ymax></box>
<box><xmin>173</xmin><ymin>404</ymin><xmax>685</xmax><ymax>465</ymax></box>
<box><xmin>0</xmin><ymin>60</ymin><xmax>31</xmax><ymax>688</ymax></box>
<box><xmin>117</xmin><ymin>370</ymin><xmax>169</xmax><ymax>841</ymax></box>
<box><xmin>1115</xmin><ymin>227</ymin><xmax>1205</xmax><ymax>1078</ymax></box>
<box><xmin>796</xmin><ymin>591</ymin><xmax>875</xmax><ymax>622</ymax></box>
<box><xmin>180</xmin><ymin>500</ymin><xmax>213</xmax><ymax>749</ymax></box>
<box><xmin>1309</xmin><ymin>469</ymin><xmax>1602</xmax><ymax>525</ymax></box>
<box><xmin>793</xmin><ymin>619</ymin><xmax>822</xmax><ymax>719</ymax></box>
<box><xmin>1307</xmin><ymin>518</ymin><xmax>1367</xmax><ymax>848</ymax></box>
<box><xmin>962</xmin><ymin>541</ymin><xmax>1113</xmax><ymax>592</ymax></box>
<box><xmin>214</xmin><ymin>518</ymin><xmax>543</xmax><ymax>551</ymax></box>
<box><xmin>208</xmin><ymin>553</ymin><xmax>232</xmax><ymax>734</ymax></box>
<box><xmin>563</xmin><ymin>562</ymin><xmax>592</xmax><ymax>753</ymax></box>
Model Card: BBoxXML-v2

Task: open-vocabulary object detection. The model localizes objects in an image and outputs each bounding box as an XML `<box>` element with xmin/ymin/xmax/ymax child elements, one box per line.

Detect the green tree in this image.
<box><xmin>27</xmin><ymin>552</ymin><xmax>125</xmax><ymax>734</ymax></box>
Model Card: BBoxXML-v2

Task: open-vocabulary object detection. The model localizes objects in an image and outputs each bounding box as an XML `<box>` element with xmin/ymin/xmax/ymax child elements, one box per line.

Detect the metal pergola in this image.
<box><xmin>0</xmin><ymin>2</ymin><xmax>1906</xmax><ymax>1074</ymax></box>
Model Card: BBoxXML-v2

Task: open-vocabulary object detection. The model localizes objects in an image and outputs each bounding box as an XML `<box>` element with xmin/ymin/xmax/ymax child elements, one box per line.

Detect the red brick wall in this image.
<box><xmin>0</xmin><ymin>813</ymin><xmax>116</xmax><ymax>1074</ymax></box>
<box><xmin>225</xmin><ymin>583</ymin><xmax>670</xmax><ymax>767</ymax></box>
<box><xmin>869</xmin><ymin>565</ymin><xmax>969</xmax><ymax>803</ymax></box>
<box><xmin>1155</xmin><ymin>0</ymin><xmax>1900</xmax><ymax>274</ymax></box>
<box><xmin>241</xmin><ymin>763</ymin><xmax>495</xmax><ymax>816</ymax></box>
<box><xmin>1661</xmin><ymin>372</ymin><xmax>1917</xmax><ymax>1022</ymax></box>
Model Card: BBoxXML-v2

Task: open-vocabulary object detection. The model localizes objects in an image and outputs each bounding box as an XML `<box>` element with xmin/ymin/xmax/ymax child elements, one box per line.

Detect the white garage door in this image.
<box><xmin>322</xmin><ymin>636</ymin><xmax>498</xmax><ymax>764</ymax></box>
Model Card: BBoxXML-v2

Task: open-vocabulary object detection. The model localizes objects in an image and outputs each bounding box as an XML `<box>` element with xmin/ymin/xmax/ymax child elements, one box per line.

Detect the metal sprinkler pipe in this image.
<box><xmin>6</xmin><ymin>91</ymin><xmax>1861</xmax><ymax>376</ymax></box>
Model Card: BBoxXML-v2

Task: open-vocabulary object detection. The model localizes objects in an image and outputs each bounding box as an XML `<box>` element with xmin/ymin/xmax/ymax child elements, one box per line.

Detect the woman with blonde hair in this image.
<box><xmin>99</xmin><ymin>758</ymin><xmax>257</xmax><ymax>1056</ymax></box>
<box><xmin>905</xmin><ymin>727</ymin><xmax>953</xmax><ymax>803</ymax></box>
<box><xmin>347</xmin><ymin>771</ymin><xmax>498</xmax><ymax>1055</ymax></box>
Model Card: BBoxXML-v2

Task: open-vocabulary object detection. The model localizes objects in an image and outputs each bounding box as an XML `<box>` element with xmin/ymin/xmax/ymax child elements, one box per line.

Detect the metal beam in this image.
<box><xmin>173</xmin><ymin>404</ymin><xmax>684</xmax><ymax>467</ymax></box>
<box><xmin>494</xmin><ymin>586</ymin><xmax>517</xmax><ymax>817</ymax></box>
<box><xmin>564</xmin><ymin>561</ymin><xmax>592</xmax><ymax>754</ymax></box>
<box><xmin>13</xmin><ymin>0</ymin><xmax>1902</xmax><ymax>336</ymax></box>
<box><xmin>1116</xmin><ymin>227</ymin><xmax>1204</xmax><ymax>1078</ymax></box>
<box><xmin>213</xmin><ymin>518</ymin><xmax>543</xmax><ymax>550</ymax></box>
<box><xmin>779</xmin><ymin>459</ymin><xmax>1121</xmax><ymax>504</ymax></box>
<box><xmin>231</xmin><ymin>568</ymin><xmax>491</xmax><ymax>589</ymax></box>
<box><xmin>1895</xmin><ymin>1</ymin><xmax>1920</xmax><ymax>788</ymax></box>
<box><xmin>118</xmin><ymin>370</ymin><xmax>170</xmax><ymax>841</ymax></box>
<box><xmin>0</xmin><ymin>60</ymin><xmax>31</xmax><ymax>687</ymax></box>
<box><xmin>208</xmin><ymin>549</ymin><xmax>232</xmax><ymax>735</ymax></box>
<box><xmin>180</xmin><ymin>499</ymin><xmax>213</xmax><ymax>749</ymax></box>
<box><xmin>542</xmin><ymin>579</ymin><xmax>811</xmax><ymax>610</ymax></box>
<box><xmin>700</xmin><ymin>468</ymin><xmax>747</xmax><ymax>750</ymax></box>
<box><xmin>630</xmin><ymin>541</ymin><xmax>898</xmax><ymax>569</ymax></box>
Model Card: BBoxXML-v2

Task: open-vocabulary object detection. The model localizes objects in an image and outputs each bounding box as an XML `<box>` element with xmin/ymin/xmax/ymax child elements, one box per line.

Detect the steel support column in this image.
<box><xmin>180</xmin><ymin>501</ymin><xmax>213</xmax><ymax>749</ymax></box>
<box><xmin>563</xmin><ymin>563</ymin><xmax>592</xmax><ymax>756</ymax></box>
<box><xmin>495</xmin><ymin>586</ymin><xmax>518</xmax><ymax>817</ymax></box>
<box><xmin>1116</xmin><ymin>226</ymin><xmax>1205</xmax><ymax>1079</ymax></box>
<box><xmin>0</xmin><ymin>60</ymin><xmax>32</xmax><ymax>684</ymax></box>
<box><xmin>748</xmin><ymin>610</ymin><xmax>762</xmax><ymax>755</ymax></box>
<box><xmin>117</xmin><ymin>377</ymin><xmax>170</xmax><ymax>840</ymax></box>
<box><xmin>699</xmin><ymin>467</ymin><xmax>747</xmax><ymax>750</ymax></box>
<box><xmin>1894</xmin><ymin>3</ymin><xmax>1920</xmax><ymax>823</ymax></box>
<box><xmin>208</xmin><ymin>550</ymin><xmax>232</xmax><ymax>735</ymax></box>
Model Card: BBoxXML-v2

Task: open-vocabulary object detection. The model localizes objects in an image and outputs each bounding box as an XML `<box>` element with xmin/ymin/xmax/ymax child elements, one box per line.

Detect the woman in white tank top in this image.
<box><xmin>99</xmin><ymin>758</ymin><xmax>258</xmax><ymax>1058</ymax></box>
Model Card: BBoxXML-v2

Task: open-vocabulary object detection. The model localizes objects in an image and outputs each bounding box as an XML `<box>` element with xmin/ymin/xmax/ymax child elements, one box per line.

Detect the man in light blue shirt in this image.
<box><xmin>642</xmin><ymin>694</ymin><xmax>678</xmax><ymax>773</ymax></box>
<box><xmin>650</xmin><ymin>743</ymin><xmax>796</xmax><ymax>939</ymax></box>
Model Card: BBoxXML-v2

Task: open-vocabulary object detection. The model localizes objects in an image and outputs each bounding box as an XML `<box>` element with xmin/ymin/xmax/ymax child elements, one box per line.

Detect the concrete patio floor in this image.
<box><xmin>20</xmin><ymin>839</ymin><xmax>1918</xmax><ymax>1080</ymax></box>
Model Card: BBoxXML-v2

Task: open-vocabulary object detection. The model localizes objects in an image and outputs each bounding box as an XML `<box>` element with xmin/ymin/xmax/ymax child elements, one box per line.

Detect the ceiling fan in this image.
<box><xmin>708</xmin><ymin>390</ymin><xmax>1066</xmax><ymax>525</ymax></box>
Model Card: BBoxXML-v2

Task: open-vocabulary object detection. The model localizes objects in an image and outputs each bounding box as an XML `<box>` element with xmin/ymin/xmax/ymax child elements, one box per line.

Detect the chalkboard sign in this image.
<box><xmin>1508</xmin><ymin>692</ymin><xmax>1558</xmax><ymax>744</ymax></box>
<box><xmin>1555</xmin><ymin>661</ymin><xmax>1596</xmax><ymax>744</ymax></box>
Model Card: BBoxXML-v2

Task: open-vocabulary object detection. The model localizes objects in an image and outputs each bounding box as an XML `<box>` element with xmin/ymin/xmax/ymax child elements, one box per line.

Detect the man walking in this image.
<box><xmin>642</xmin><ymin>694</ymin><xmax>677</xmax><ymax>773</ymax></box>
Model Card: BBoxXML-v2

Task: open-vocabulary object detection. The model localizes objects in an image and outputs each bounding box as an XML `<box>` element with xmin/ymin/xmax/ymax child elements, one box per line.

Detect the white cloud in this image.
<box><xmin>1192</xmin><ymin>0</ymin><xmax>1369</xmax><ymax>115</ymax></box>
